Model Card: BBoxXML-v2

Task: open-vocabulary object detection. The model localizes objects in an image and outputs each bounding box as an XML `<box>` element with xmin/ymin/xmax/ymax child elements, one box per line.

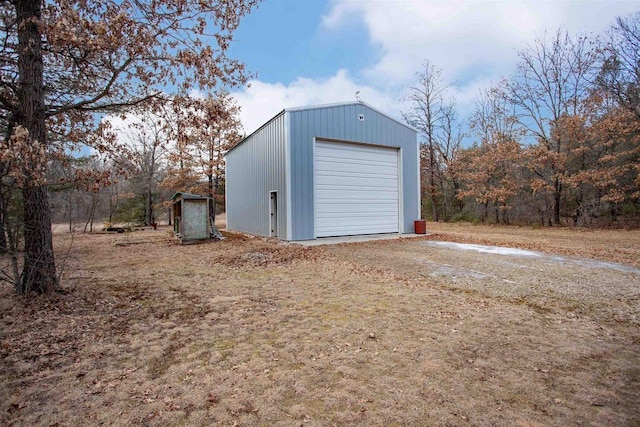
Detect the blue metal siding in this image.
<box><xmin>289</xmin><ymin>104</ymin><xmax>419</xmax><ymax>240</ymax></box>
<box><xmin>225</xmin><ymin>113</ymin><xmax>288</xmax><ymax>239</ymax></box>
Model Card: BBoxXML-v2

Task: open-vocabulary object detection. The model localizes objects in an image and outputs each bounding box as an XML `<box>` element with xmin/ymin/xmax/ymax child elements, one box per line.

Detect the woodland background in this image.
<box><xmin>404</xmin><ymin>15</ymin><xmax>639</xmax><ymax>228</ymax></box>
<box><xmin>43</xmin><ymin>14</ymin><xmax>640</xmax><ymax>233</ymax></box>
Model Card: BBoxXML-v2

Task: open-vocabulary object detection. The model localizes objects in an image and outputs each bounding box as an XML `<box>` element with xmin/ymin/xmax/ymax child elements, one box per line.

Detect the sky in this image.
<box><xmin>225</xmin><ymin>0</ymin><xmax>639</xmax><ymax>137</ymax></box>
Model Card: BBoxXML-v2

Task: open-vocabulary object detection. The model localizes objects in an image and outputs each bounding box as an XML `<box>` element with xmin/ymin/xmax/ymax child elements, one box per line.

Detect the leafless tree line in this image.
<box><xmin>403</xmin><ymin>13</ymin><xmax>640</xmax><ymax>228</ymax></box>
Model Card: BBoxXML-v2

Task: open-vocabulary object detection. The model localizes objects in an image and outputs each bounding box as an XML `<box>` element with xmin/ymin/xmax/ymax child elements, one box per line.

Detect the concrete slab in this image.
<box><xmin>293</xmin><ymin>233</ymin><xmax>426</xmax><ymax>246</ymax></box>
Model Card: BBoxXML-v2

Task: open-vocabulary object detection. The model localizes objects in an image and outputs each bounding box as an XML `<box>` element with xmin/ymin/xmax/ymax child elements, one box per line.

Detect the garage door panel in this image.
<box><xmin>315</xmin><ymin>176</ymin><xmax>398</xmax><ymax>189</ymax></box>
<box><xmin>315</xmin><ymin>198</ymin><xmax>398</xmax><ymax>208</ymax></box>
<box><xmin>316</xmin><ymin>188</ymin><xmax>398</xmax><ymax>204</ymax></box>
<box><xmin>316</xmin><ymin>164</ymin><xmax>397</xmax><ymax>179</ymax></box>
<box><xmin>319</xmin><ymin>143</ymin><xmax>396</xmax><ymax>159</ymax></box>
<box><xmin>316</xmin><ymin>206</ymin><xmax>398</xmax><ymax>216</ymax></box>
<box><xmin>318</xmin><ymin>223</ymin><xmax>399</xmax><ymax>235</ymax></box>
<box><xmin>317</xmin><ymin>214</ymin><xmax>399</xmax><ymax>223</ymax></box>
<box><xmin>316</xmin><ymin>165</ymin><xmax>398</xmax><ymax>178</ymax></box>
<box><xmin>320</xmin><ymin>216</ymin><xmax>399</xmax><ymax>226</ymax></box>
<box><xmin>316</xmin><ymin>174</ymin><xmax>398</xmax><ymax>189</ymax></box>
<box><xmin>315</xmin><ymin>141</ymin><xmax>400</xmax><ymax>237</ymax></box>
<box><xmin>317</xmin><ymin>155</ymin><xmax>397</xmax><ymax>167</ymax></box>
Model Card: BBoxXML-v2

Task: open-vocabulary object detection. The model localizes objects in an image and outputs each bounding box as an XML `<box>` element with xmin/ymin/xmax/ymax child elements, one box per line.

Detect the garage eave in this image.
<box><xmin>286</xmin><ymin>101</ymin><xmax>418</xmax><ymax>133</ymax></box>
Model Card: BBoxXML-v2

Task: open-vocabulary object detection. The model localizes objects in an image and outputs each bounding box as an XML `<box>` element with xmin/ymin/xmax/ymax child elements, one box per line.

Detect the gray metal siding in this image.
<box><xmin>289</xmin><ymin>104</ymin><xmax>418</xmax><ymax>240</ymax></box>
<box><xmin>226</xmin><ymin>113</ymin><xmax>288</xmax><ymax>239</ymax></box>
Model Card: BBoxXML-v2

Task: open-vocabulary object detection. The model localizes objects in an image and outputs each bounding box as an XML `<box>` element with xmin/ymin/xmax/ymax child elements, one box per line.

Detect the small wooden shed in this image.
<box><xmin>171</xmin><ymin>192</ymin><xmax>211</xmax><ymax>242</ymax></box>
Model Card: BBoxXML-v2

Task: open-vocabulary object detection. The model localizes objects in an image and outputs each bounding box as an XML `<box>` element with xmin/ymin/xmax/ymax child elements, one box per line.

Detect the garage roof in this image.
<box><xmin>227</xmin><ymin>101</ymin><xmax>417</xmax><ymax>156</ymax></box>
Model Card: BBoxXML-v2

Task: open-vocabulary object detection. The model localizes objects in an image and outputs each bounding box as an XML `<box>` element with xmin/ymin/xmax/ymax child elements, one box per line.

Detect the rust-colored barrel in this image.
<box><xmin>414</xmin><ymin>220</ymin><xmax>426</xmax><ymax>234</ymax></box>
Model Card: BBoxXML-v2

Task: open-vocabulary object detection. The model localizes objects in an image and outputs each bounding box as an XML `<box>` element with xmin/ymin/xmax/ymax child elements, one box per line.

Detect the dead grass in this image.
<box><xmin>0</xmin><ymin>224</ymin><xmax>639</xmax><ymax>426</ymax></box>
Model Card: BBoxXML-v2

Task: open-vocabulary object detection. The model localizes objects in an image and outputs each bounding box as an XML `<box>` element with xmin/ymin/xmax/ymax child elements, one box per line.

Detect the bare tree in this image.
<box><xmin>113</xmin><ymin>111</ymin><xmax>169</xmax><ymax>226</ymax></box>
<box><xmin>502</xmin><ymin>30</ymin><xmax>597</xmax><ymax>225</ymax></box>
<box><xmin>402</xmin><ymin>61</ymin><xmax>461</xmax><ymax>221</ymax></box>
<box><xmin>599</xmin><ymin>12</ymin><xmax>640</xmax><ymax>119</ymax></box>
<box><xmin>439</xmin><ymin>103</ymin><xmax>465</xmax><ymax>215</ymax></box>
<box><xmin>471</xmin><ymin>87</ymin><xmax>520</xmax><ymax>146</ymax></box>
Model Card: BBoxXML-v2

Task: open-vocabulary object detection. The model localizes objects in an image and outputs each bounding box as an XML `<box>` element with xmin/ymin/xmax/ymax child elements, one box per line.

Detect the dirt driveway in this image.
<box><xmin>1</xmin><ymin>223</ymin><xmax>639</xmax><ymax>426</ymax></box>
<box><xmin>327</xmin><ymin>234</ymin><xmax>640</xmax><ymax>324</ymax></box>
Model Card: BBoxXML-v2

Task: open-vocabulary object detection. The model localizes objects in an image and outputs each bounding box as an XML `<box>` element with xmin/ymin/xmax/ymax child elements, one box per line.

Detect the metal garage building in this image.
<box><xmin>225</xmin><ymin>101</ymin><xmax>419</xmax><ymax>241</ymax></box>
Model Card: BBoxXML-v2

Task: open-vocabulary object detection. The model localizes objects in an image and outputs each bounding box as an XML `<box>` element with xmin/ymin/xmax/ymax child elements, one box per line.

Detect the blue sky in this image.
<box><xmin>229</xmin><ymin>1</ymin><xmax>375</xmax><ymax>83</ymax></box>
<box><xmin>226</xmin><ymin>0</ymin><xmax>639</xmax><ymax>136</ymax></box>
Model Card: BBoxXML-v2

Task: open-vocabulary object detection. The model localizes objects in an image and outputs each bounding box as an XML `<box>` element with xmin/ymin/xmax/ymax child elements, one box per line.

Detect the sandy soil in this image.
<box><xmin>1</xmin><ymin>223</ymin><xmax>639</xmax><ymax>426</ymax></box>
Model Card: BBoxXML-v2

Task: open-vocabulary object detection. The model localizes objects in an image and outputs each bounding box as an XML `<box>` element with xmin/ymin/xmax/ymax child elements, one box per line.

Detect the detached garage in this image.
<box><xmin>225</xmin><ymin>101</ymin><xmax>419</xmax><ymax>241</ymax></box>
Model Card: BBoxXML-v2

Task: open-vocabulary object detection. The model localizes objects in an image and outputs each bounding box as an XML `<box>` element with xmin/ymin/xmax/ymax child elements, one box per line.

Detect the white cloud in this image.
<box><xmin>322</xmin><ymin>0</ymin><xmax>639</xmax><ymax>91</ymax></box>
<box><xmin>232</xmin><ymin>69</ymin><xmax>497</xmax><ymax>139</ymax></box>
<box><xmin>232</xmin><ymin>69</ymin><xmax>401</xmax><ymax>135</ymax></box>
<box><xmin>233</xmin><ymin>1</ymin><xmax>638</xmax><ymax>138</ymax></box>
<box><xmin>188</xmin><ymin>89</ymin><xmax>206</xmax><ymax>99</ymax></box>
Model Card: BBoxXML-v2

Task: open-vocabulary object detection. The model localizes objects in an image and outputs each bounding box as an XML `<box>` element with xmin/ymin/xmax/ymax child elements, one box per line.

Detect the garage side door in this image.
<box><xmin>315</xmin><ymin>141</ymin><xmax>399</xmax><ymax>237</ymax></box>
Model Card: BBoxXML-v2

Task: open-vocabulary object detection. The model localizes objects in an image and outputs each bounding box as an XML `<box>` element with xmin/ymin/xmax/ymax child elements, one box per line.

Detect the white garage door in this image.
<box><xmin>315</xmin><ymin>140</ymin><xmax>399</xmax><ymax>237</ymax></box>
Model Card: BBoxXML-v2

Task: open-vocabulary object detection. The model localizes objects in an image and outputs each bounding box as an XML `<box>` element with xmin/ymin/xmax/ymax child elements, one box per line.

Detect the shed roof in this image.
<box><xmin>226</xmin><ymin>101</ymin><xmax>416</xmax><ymax>157</ymax></box>
<box><xmin>171</xmin><ymin>192</ymin><xmax>211</xmax><ymax>201</ymax></box>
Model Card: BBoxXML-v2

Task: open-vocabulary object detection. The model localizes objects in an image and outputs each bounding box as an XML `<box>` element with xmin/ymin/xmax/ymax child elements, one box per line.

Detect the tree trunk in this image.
<box><xmin>553</xmin><ymin>177</ymin><xmax>562</xmax><ymax>225</ymax></box>
<box><xmin>84</xmin><ymin>193</ymin><xmax>98</xmax><ymax>233</ymax></box>
<box><xmin>208</xmin><ymin>173</ymin><xmax>215</xmax><ymax>223</ymax></box>
<box><xmin>1</xmin><ymin>116</ymin><xmax>16</xmax><ymax>255</ymax></box>
<box><xmin>146</xmin><ymin>188</ymin><xmax>153</xmax><ymax>225</ymax></box>
<box><xmin>452</xmin><ymin>178</ymin><xmax>464</xmax><ymax>212</ymax></box>
<box><xmin>5</xmin><ymin>204</ymin><xmax>21</xmax><ymax>288</ymax></box>
<box><xmin>573</xmin><ymin>198</ymin><xmax>582</xmax><ymax>227</ymax></box>
<box><xmin>145</xmin><ymin>146</ymin><xmax>157</xmax><ymax>226</ymax></box>
<box><xmin>16</xmin><ymin>0</ymin><xmax>58</xmax><ymax>294</ymax></box>
<box><xmin>0</xmin><ymin>209</ymin><xmax>7</xmax><ymax>254</ymax></box>
<box><xmin>428</xmin><ymin>143</ymin><xmax>439</xmax><ymax>222</ymax></box>
<box><xmin>108</xmin><ymin>186</ymin><xmax>118</xmax><ymax>223</ymax></box>
<box><xmin>212</xmin><ymin>174</ymin><xmax>221</xmax><ymax>222</ymax></box>
<box><xmin>67</xmin><ymin>193</ymin><xmax>73</xmax><ymax>232</ymax></box>
<box><xmin>439</xmin><ymin>176</ymin><xmax>448</xmax><ymax>221</ymax></box>
<box><xmin>21</xmin><ymin>186</ymin><xmax>58</xmax><ymax>293</ymax></box>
